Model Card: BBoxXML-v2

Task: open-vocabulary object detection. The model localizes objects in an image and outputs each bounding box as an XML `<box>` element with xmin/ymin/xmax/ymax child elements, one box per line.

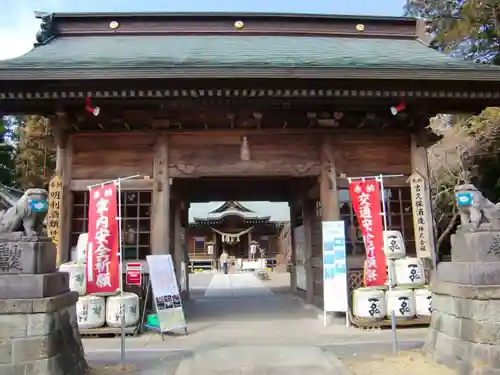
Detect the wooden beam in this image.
<box><xmin>54</xmin><ymin>120</ymin><xmax>73</xmax><ymax>266</ymax></box>
<box><xmin>150</xmin><ymin>134</ymin><xmax>171</xmax><ymax>255</ymax></box>
<box><xmin>303</xmin><ymin>199</ymin><xmax>315</xmax><ymax>305</ymax></box>
<box><xmin>289</xmin><ymin>201</ymin><xmax>298</xmax><ymax>294</ymax></box>
<box><xmin>70</xmin><ymin>178</ymin><xmax>154</xmax><ymax>191</ymax></box>
<box><xmin>182</xmin><ymin>201</ymin><xmax>191</xmax><ymax>300</ymax></box>
<box><xmin>410</xmin><ymin>133</ymin><xmax>437</xmax><ymax>266</ymax></box>
<box><xmin>173</xmin><ymin>199</ymin><xmax>183</xmax><ymax>287</ymax></box>
<box><xmin>319</xmin><ymin>135</ymin><xmax>340</xmax><ymax>221</ymax></box>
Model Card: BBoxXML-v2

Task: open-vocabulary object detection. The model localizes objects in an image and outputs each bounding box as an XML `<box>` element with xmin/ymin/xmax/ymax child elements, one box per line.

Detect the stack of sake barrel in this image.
<box><xmin>352</xmin><ymin>230</ymin><xmax>432</xmax><ymax>323</ymax></box>
<box><xmin>59</xmin><ymin>233</ymin><xmax>140</xmax><ymax>332</ymax></box>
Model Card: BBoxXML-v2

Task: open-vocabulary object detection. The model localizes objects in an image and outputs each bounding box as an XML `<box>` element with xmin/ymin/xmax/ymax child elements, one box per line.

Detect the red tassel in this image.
<box><xmin>85</xmin><ymin>96</ymin><xmax>100</xmax><ymax>116</ymax></box>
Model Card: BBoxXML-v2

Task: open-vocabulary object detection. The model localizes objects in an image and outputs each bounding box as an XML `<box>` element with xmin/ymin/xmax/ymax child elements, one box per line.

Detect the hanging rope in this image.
<box><xmin>211</xmin><ymin>226</ymin><xmax>253</xmax><ymax>244</ymax></box>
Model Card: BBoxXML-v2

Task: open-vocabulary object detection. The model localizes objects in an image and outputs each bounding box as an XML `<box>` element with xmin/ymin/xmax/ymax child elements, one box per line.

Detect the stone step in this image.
<box><xmin>437</xmin><ymin>262</ymin><xmax>500</xmax><ymax>285</ymax></box>
<box><xmin>0</xmin><ymin>272</ymin><xmax>69</xmax><ymax>299</ymax></box>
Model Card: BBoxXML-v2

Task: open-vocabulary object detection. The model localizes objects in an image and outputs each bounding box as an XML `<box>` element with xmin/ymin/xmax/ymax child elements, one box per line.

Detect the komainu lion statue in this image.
<box><xmin>0</xmin><ymin>188</ymin><xmax>49</xmax><ymax>236</ymax></box>
<box><xmin>455</xmin><ymin>184</ymin><xmax>500</xmax><ymax>230</ymax></box>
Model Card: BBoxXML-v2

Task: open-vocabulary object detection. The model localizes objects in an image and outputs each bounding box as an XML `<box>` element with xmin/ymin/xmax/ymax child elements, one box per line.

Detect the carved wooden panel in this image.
<box><xmin>168</xmin><ymin>134</ymin><xmax>321</xmax><ymax>177</ymax></box>
<box><xmin>72</xmin><ymin>134</ymin><xmax>155</xmax><ymax>179</ymax></box>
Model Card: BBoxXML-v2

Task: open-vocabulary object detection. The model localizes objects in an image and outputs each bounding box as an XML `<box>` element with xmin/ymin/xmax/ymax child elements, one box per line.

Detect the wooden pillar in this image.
<box><xmin>319</xmin><ymin>135</ymin><xmax>340</xmax><ymax>221</ymax></box>
<box><xmin>183</xmin><ymin>202</ymin><xmax>190</xmax><ymax>299</ymax></box>
<box><xmin>410</xmin><ymin>133</ymin><xmax>437</xmax><ymax>268</ymax></box>
<box><xmin>53</xmin><ymin>116</ymin><xmax>73</xmax><ymax>266</ymax></box>
<box><xmin>289</xmin><ymin>201</ymin><xmax>298</xmax><ymax>294</ymax></box>
<box><xmin>173</xmin><ymin>199</ymin><xmax>183</xmax><ymax>286</ymax></box>
<box><xmin>248</xmin><ymin>231</ymin><xmax>252</xmax><ymax>259</ymax></box>
<box><xmin>212</xmin><ymin>232</ymin><xmax>217</xmax><ymax>269</ymax></box>
<box><xmin>151</xmin><ymin>134</ymin><xmax>170</xmax><ymax>255</ymax></box>
<box><xmin>303</xmin><ymin>199</ymin><xmax>315</xmax><ymax>304</ymax></box>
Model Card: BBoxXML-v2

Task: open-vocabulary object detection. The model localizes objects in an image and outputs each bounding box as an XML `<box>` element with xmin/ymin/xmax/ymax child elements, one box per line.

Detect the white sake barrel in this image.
<box><xmin>106</xmin><ymin>293</ymin><xmax>140</xmax><ymax>328</ymax></box>
<box><xmin>353</xmin><ymin>287</ymin><xmax>386</xmax><ymax>321</ymax></box>
<box><xmin>394</xmin><ymin>258</ymin><xmax>425</xmax><ymax>287</ymax></box>
<box><xmin>59</xmin><ymin>262</ymin><xmax>86</xmax><ymax>296</ymax></box>
<box><xmin>414</xmin><ymin>287</ymin><xmax>432</xmax><ymax>316</ymax></box>
<box><xmin>383</xmin><ymin>230</ymin><xmax>406</xmax><ymax>259</ymax></box>
<box><xmin>76</xmin><ymin>233</ymin><xmax>88</xmax><ymax>263</ymax></box>
<box><xmin>76</xmin><ymin>295</ymin><xmax>106</xmax><ymax>329</ymax></box>
<box><xmin>70</xmin><ymin>246</ymin><xmax>78</xmax><ymax>262</ymax></box>
<box><xmin>386</xmin><ymin>287</ymin><xmax>416</xmax><ymax>319</ymax></box>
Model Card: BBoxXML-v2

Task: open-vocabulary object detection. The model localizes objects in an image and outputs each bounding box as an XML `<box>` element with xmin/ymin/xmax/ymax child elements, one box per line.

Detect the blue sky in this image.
<box><xmin>1</xmin><ymin>0</ymin><xmax>407</xmax><ymax>60</ymax></box>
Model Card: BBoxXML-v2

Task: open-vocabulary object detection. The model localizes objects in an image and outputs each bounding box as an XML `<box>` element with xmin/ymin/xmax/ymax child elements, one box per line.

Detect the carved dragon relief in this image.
<box><xmin>294</xmin><ymin>161</ymin><xmax>320</xmax><ymax>175</ymax></box>
<box><xmin>171</xmin><ymin>163</ymin><xmax>199</xmax><ymax>175</ymax></box>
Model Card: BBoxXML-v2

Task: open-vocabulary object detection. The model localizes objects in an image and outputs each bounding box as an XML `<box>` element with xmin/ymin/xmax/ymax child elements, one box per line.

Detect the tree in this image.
<box><xmin>14</xmin><ymin>116</ymin><xmax>55</xmax><ymax>189</ymax></box>
<box><xmin>428</xmin><ymin>108</ymin><xmax>500</xmax><ymax>255</ymax></box>
<box><xmin>0</xmin><ymin>117</ymin><xmax>16</xmax><ymax>186</ymax></box>
<box><xmin>404</xmin><ymin>0</ymin><xmax>500</xmax><ymax>64</ymax></box>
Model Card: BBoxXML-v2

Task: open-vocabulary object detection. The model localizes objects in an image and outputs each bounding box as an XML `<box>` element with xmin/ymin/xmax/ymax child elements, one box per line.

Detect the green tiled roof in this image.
<box><xmin>0</xmin><ymin>35</ymin><xmax>498</xmax><ymax>72</ymax></box>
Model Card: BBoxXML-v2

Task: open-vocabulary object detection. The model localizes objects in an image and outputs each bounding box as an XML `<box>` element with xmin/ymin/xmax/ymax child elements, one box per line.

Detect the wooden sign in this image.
<box><xmin>409</xmin><ymin>172</ymin><xmax>435</xmax><ymax>259</ymax></box>
<box><xmin>48</xmin><ymin>174</ymin><xmax>62</xmax><ymax>245</ymax></box>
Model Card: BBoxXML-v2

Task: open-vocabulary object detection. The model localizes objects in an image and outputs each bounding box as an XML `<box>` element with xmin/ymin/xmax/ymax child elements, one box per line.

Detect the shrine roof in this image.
<box><xmin>189</xmin><ymin>201</ymin><xmax>289</xmax><ymax>224</ymax></box>
<box><xmin>193</xmin><ymin>201</ymin><xmax>271</xmax><ymax>222</ymax></box>
<box><xmin>0</xmin><ymin>12</ymin><xmax>498</xmax><ymax>81</ymax></box>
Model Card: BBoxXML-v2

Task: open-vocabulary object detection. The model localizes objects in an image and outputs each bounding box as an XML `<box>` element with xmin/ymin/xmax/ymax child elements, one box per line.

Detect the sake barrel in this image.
<box><xmin>394</xmin><ymin>257</ymin><xmax>425</xmax><ymax>287</ymax></box>
<box><xmin>70</xmin><ymin>246</ymin><xmax>78</xmax><ymax>262</ymax></box>
<box><xmin>414</xmin><ymin>287</ymin><xmax>432</xmax><ymax>316</ymax></box>
<box><xmin>76</xmin><ymin>295</ymin><xmax>106</xmax><ymax>329</ymax></box>
<box><xmin>76</xmin><ymin>233</ymin><xmax>88</xmax><ymax>263</ymax></box>
<box><xmin>386</xmin><ymin>287</ymin><xmax>416</xmax><ymax>319</ymax></box>
<box><xmin>353</xmin><ymin>287</ymin><xmax>386</xmax><ymax>321</ymax></box>
<box><xmin>59</xmin><ymin>262</ymin><xmax>86</xmax><ymax>296</ymax></box>
<box><xmin>383</xmin><ymin>230</ymin><xmax>406</xmax><ymax>259</ymax></box>
<box><xmin>106</xmin><ymin>293</ymin><xmax>140</xmax><ymax>328</ymax></box>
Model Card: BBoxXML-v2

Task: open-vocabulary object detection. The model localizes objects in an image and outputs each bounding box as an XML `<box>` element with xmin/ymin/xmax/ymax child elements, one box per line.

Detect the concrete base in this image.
<box><xmin>437</xmin><ymin>261</ymin><xmax>500</xmax><ymax>285</ymax></box>
<box><xmin>0</xmin><ymin>272</ymin><xmax>69</xmax><ymax>299</ymax></box>
<box><xmin>0</xmin><ymin>234</ymin><xmax>56</xmax><ymax>275</ymax></box>
<box><xmin>0</xmin><ymin>291</ymin><xmax>88</xmax><ymax>375</ymax></box>
<box><xmin>426</xmin><ymin>254</ymin><xmax>500</xmax><ymax>373</ymax></box>
<box><xmin>451</xmin><ymin>231</ymin><xmax>500</xmax><ymax>262</ymax></box>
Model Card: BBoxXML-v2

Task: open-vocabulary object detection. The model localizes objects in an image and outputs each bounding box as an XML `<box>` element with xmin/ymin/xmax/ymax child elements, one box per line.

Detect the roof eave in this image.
<box><xmin>0</xmin><ymin>67</ymin><xmax>498</xmax><ymax>81</ymax></box>
<box><xmin>46</xmin><ymin>11</ymin><xmax>416</xmax><ymax>24</ymax></box>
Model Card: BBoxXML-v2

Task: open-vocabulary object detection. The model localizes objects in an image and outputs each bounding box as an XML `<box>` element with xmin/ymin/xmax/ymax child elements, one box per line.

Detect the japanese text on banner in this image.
<box><xmin>86</xmin><ymin>183</ymin><xmax>120</xmax><ymax>294</ymax></box>
<box><xmin>410</xmin><ymin>173</ymin><xmax>433</xmax><ymax>258</ymax></box>
<box><xmin>348</xmin><ymin>179</ymin><xmax>387</xmax><ymax>286</ymax></box>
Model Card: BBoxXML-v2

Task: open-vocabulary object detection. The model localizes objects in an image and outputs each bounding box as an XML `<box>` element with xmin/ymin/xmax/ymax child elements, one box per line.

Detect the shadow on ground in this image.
<box><xmin>87</xmin><ymin>350</ymin><xmax>190</xmax><ymax>374</ymax></box>
<box><xmin>323</xmin><ymin>340</ymin><xmax>424</xmax><ymax>360</ymax></box>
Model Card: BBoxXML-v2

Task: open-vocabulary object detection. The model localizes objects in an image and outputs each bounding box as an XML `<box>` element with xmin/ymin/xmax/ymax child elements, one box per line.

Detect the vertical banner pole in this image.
<box><xmin>378</xmin><ymin>174</ymin><xmax>398</xmax><ymax>356</ymax></box>
<box><xmin>116</xmin><ymin>178</ymin><xmax>126</xmax><ymax>365</ymax></box>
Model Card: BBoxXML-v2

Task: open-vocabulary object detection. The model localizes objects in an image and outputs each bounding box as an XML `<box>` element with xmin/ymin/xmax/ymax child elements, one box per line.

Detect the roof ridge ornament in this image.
<box><xmin>34</xmin><ymin>12</ymin><xmax>56</xmax><ymax>46</ymax></box>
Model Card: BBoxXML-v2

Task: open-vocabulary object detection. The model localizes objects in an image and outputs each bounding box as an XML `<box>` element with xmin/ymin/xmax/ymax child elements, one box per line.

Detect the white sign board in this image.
<box><xmin>409</xmin><ymin>172</ymin><xmax>435</xmax><ymax>259</ymax></box>
<box><xmin>322</xmin><ymin>221</ymin><xmax>348</xmax><ymax>312</ymax></box>
<box><xmin>146</xmin><ymin>254</ymin><xmax>187</xmax><ymax>332</ymax></box>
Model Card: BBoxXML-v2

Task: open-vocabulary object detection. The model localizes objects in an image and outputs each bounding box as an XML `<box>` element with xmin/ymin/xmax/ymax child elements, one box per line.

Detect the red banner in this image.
<box><xmin>349</xmin><ymin>179</ymin><xmax>387</xmax><ymax>287</ymax></box>
<box><xmin>86</xmin><ymin>183</ymin><xmax>120</xmax><ymax>295</ymax></box>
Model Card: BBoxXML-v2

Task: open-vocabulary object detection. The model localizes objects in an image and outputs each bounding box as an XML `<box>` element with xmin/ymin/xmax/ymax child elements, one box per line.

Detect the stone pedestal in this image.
<box><xmin>0</xmin><ymin>233</ymin><xmax>87</xmax><ymax>375</ymax></box>
<box><xmin>425</xmin><ymin>230</ymin><xmax>500</xmax><ymax>375</ymax></box>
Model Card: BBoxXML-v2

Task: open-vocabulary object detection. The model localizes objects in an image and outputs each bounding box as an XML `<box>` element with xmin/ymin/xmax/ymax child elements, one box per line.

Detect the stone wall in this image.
<box><xmin>0</xmin><ymin>233</ymin><xmax>88</xmax><ymax>375</ymax></box>
<box><xmin>0</xmin><ymin>291</ymin><xmax>88</xmax><ymax>375</ymax></box>
<box><xmin>425</xmin><ymin>230</ymin><xmax>500</xmax><ymax>374</ymax></box>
